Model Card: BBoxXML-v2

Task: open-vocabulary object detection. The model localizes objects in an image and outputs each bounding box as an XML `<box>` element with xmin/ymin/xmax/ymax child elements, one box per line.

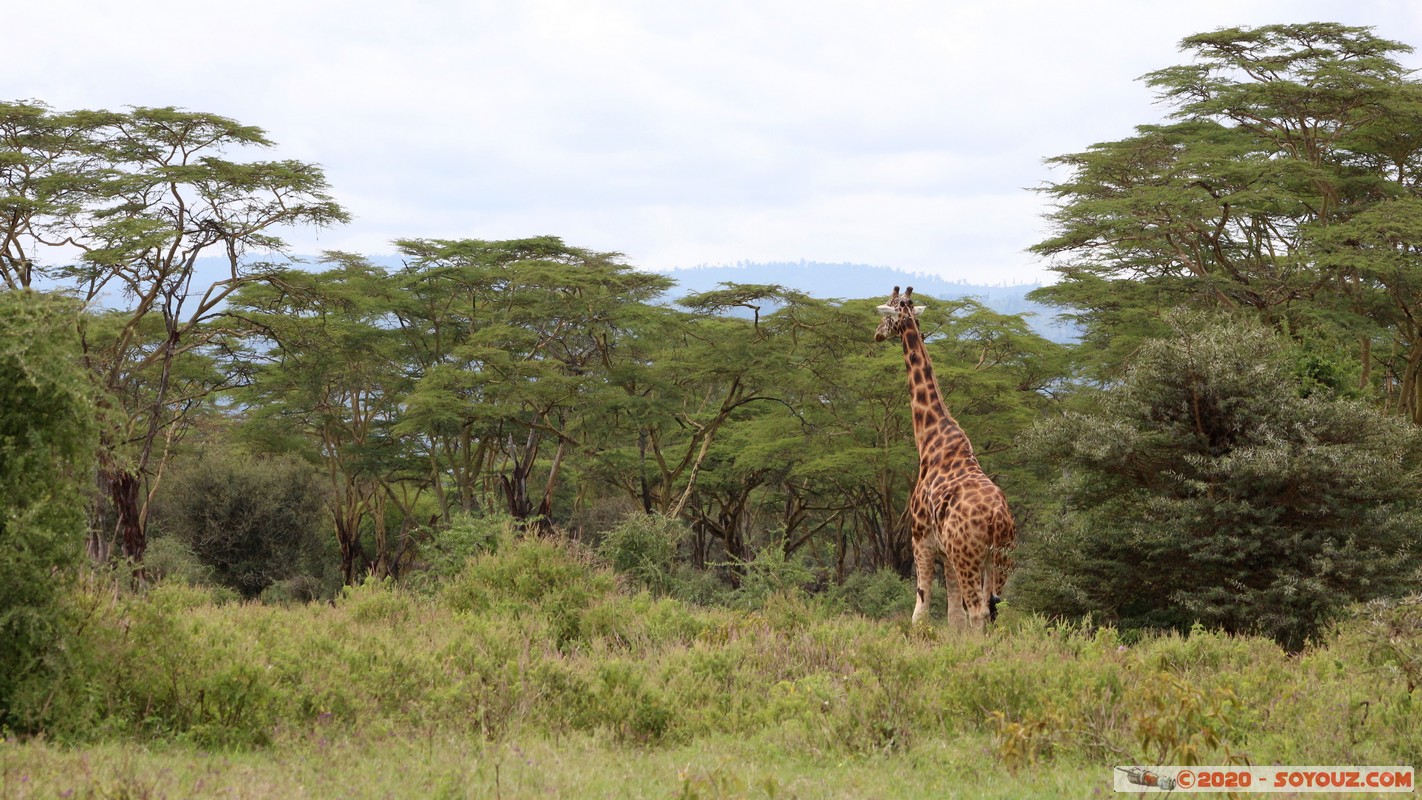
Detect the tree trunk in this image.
<box><xmin>336</xmin><ymin>517</ymin><xmax>368</xmax><ymax>585</ymax></box>
<box><xmin>500</xmin><ymin>430</ymin><xmax>540</xmax><ymax>525</ymax></box>
<box><xmin>1359</xmin><ymin>335</ymin><xmax>1371</xmax><ymax>392</ymax></box>
<box><xmin>1400</xmin><ymin>331</ymin><xmax>1422</xmax><ymax>424</ymax></box>
<box><xmin>638</xmin><ymin>429</ymin><xmax>654</xmax><ymax>515</ymax></box>
<box><xmin>109</xmin><ymin>468</ymin><xmax>145</xmax><ymax>560</ymax></box>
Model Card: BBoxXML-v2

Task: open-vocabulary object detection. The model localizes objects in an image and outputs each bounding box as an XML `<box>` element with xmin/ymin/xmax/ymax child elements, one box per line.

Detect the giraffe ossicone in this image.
<box><xmin>874</xmin><ymin>285</ymin><xmax>1016</xmax><ymax>630</ymax></box>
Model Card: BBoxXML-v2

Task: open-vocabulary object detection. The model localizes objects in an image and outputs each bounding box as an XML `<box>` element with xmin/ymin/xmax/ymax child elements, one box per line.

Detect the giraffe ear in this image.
<box><xmin>912</xmin><ymin>305</ymin><xmax>926</xmax><ymax>317</ymax></box>
<box><xmin>876</xmin><ymin>304</ymin><xmax>896</xmax><ymax>316</ymax></box>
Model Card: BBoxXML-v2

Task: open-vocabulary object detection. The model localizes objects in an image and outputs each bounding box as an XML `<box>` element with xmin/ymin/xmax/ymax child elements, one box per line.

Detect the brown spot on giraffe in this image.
<box><xmin>874</xmin><ymin>286</ymin><xmax>1016</xmax><ymax>630</ymax></box>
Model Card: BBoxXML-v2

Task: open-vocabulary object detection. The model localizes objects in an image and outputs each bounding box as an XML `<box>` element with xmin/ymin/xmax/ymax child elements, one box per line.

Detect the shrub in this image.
<box><xmin>340</xmin><ymin>577</ymin><xmax>413</xmax><ymax>624</ymax></box>
<box><xmin>596</xmin><ymin>512</ymin><xmax>685</xmax><ymax>593</ymax></box>
<box><xmin>410</xmin><ymin>511</ymin><xmax>513</xmax><ymax>589</ymax></box>
<box><xmin>0</xmin><ymin>292</ymin><xmax>97</xmax><ymax>732</ymax></box>
<box><xmin>581</xmin><ymin>660</ymin><xmax>676</xmax><ymax>744</ymax></box>
<box><xmin>1017</xmin><ymin>314</ymin><xmax>1422</xmax><ymax>649</ymax></box>
<box><xmin>442</xmin><ymin>534</ymin><xmax>616</xmax><ymax>646</ymax></box>
<box><xmin>143</xmin><ymin>535</ymin><xmax>216</xmax><ymax>586</ymax></box>
<box><xmin>733</xmin><ymin>543</ymin><xmax>815</xmax><ymax>609</ymax></box>
<box><xmin>823</xmin><ymin>568</ymin><xmax>914</xmax><ymax>619</ymax></box>
<box><xmin>666</xmin><ymin>565</ymin><xmax>735</xmax><ymax>607</ymax></box>
<box><xmin>1352</xmin><ymin>594</ymin><xmax>1422</xmax><ymax>694</ymax></box>
<box><xmin>159</xmin><ymin>452</ymin><xmax>327</xmax><ymax>599</ymax></box>
<box><xmin>257</xmin><ymin>574</ymin><xmax>328</xmax><ymax>605</ymax></box>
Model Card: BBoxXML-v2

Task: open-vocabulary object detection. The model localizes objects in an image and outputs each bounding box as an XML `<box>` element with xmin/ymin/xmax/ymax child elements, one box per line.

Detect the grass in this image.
<box><xmin>5</xmin><ymin>734</ymin><xmax>1110</xmax><ymax>799</ymax></box>
<box><xmin>4</xmin><ymin>535</ymin><xmax>1419</xmax><ymax>799</ymax></box>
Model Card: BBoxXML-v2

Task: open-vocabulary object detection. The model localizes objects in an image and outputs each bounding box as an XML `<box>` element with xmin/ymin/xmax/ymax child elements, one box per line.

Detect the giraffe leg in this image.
<box><xmin>955</xmin><ymin>558</ymin><xmax>990</xmax><ymax>632</ymax></box>
<box><xmin>988</xmin><ymin>507</ymin><xmax>1015</xmax><ymax>621</ymax></box>
<box><xmin>943</xmin><ymin>561</ymin><xmax>967</xmax><ymax>629</ymax></box>
<box><xmin>911</xmin><ymin>541</ymin><xmax>934</xmax><ymax>624</ymax></box>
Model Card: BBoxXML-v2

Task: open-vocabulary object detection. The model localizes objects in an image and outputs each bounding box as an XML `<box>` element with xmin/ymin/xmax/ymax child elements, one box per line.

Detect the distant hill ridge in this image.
<box><xmin>151</xmin><ymin>255</ymin><xmax>1075</xmax><ymax>342</ymax></box>
<box><xmin>661</xmin><ymin>261</ymin><xmax>1075</xmax><ymax>342</ymax></box>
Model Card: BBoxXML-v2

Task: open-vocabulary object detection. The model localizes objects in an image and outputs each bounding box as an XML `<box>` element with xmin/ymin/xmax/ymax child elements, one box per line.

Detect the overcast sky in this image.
<box><xmin>10</xmin><ymin>1</ymin><xmax>1422</xmax><ymax>284</ymax></box>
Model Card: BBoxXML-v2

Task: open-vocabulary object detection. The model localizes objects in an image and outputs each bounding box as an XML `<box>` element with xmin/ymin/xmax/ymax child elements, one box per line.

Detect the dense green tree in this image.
<box><xmin>634</xmin><ymin>285</ymin><xmax>809</xmax><ymax>522</ymax></box>
<box><xmin>634</xmin><ymin>290</ymin><xmax>1067</xmax><ymax>576</ymax></box>
<box><xmin>0</xmin><ymin>291</ymin><xmax>97</xmax><ymax>730</ymax></box>
<box><xmin>1031</xmin><ymin>24</ymin><xmax>1422</xmax><ymax>385</ymax></box>
<box><xmin>1309</xmin><ymin>188</ymin><xmax>1422</xmax><ymax>419</ymax></box>
<box><xmin>786</xmin><ymin>295</ymin><xmax>1064</xmax><ymax>573</ymax></box>
<box><xmin>229</xmin><ymin>238</ymin><xmax>678</xmax><ymax>579</ymax></box>
<box><xmin>160</xmin><ymin>452</ymin><xmax>327</xmax><ymax>598</ymax></box>
<box><xmin>1016</xmin><ymin>314</ymin><xmax>1422</xmax><ymax>649</ymax></box>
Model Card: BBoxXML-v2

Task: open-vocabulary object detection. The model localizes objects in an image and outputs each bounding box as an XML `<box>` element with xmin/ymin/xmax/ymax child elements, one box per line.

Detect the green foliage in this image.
<box><xmin>0</xmin><ymin>291</ymin><xmax>96</xmax><ymax>733</ymax></box>
<box><xmin>1351</xmin><ymin>594</ymin><xmax>1422</xmax><ymax>694</ymax></box>
<box><xmin>665</xmin><ymin>565</ymin><xmax>737</xmax><ymax>607</ymax></box>
<box><xmin>12</xmin><ymin>531</ymin><xmax>1421</xmax><ymax>786</ymax></box>
<box><xmin>339</xmin><ymin>577</ymin><xmax>413</xmax><ymax>625</ymax></box>
<box><xmin>142</xmin><ymin>535</ymin><xmax>217</xmax><ymax>586</ymax></box>
<box><xmin>410</xmin><ymin>511</ymin><xmax>513</xmax><ymax>588</ymax></box>
<box><xmin>733</xmin><ymin>544</ymin><xmax>816</xmax><ymax>609</ymax></box>
<box><xmin>1017</xmin><ymin>314</ymin><xmax>1422</xmax><ymax>649</ymax></box>
<box><xmin>441</xmin><ymin>535</ymin><xmax>617</xmax><ymax>646</ymax></box>
<box><xmin>257</xmin><ymin>575</ymin><xmax>328</xmax><ymax>606</ymax></box>
<box><xmin>1131</xmin><ymin>671</ymin><xmax>1247</xmax><ymax>767</ymax></box>
<box><xmin>3</xmin><ymin>102</ymin><xmax>349</xmax><ymax>561</ymax></box>
<box><xmin>596</xmin><ymin>513</ymin><xmax>686</xmax><ymax>594</ymax></box>
<box><xmin>160</xmin><ymin>452</ymin><xmax>328</xmax><ymax>599</ymax></box>
<box><xmin>1031</xmin><ymin>23</ymin><xmax>1422</xmax><ymax>401</ymax></box>
<box><xmin>582</xmin><ymin>660</ymin><xmax>676</xmax><ymax>744</ymax></box>
<box><xmin>823</xmin><ymin>568</ymin><xmax>915</xmax><ymax>619</ymax></box>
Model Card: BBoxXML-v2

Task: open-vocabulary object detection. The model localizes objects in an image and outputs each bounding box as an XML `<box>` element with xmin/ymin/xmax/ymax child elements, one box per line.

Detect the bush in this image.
<box><xmin>734</xmin><ymin>543</ymin><xmax>815</xmax><ymax>609</ymax></box>
<box><xmin>0</xmin><ymin>292</ymin><xmax>97</xmax><ymax>732</ymax></box>
<box><xmin>666</xmin><ymin>565</ymin><xmax>735</xmax><ymax>607</ymax></box>
<box><xmin>143</xmin><ymin>535</ymin><xmax>216</xmax><ymax>586</ymax></box>
<box><xmin>1352</xmin><ymin>594</ymin><xmax>1422</xmax><ymax>694</ymax></box>
<box><xmin>581</xmin><ymin>660</ymin><xmax>676</xmax><ymax>744</ymax></box>
<box><xmin>159</xmin><ymin>452</ymin><xmax>327</xmax><ymax>599</ymax></box>
<box><xmin>1017</xmin><ymin>314</ymin><xmax>1422</xmax><ymax>649</ymax></box>
<box><xmin>824</xmin><ymin>568</ymin><xmax>914</xmax><ymax>619</ymax></box>
<box><xmin>258</xmin><ymin>574</ymin><xmax>328</xmax><ymax>605</ymax></box>
<box><xmin>596</xmin><ymin>512</ymin><xmax>685</xmax><ymax>593</ymax></box>
<box><xmin>442</xmin><ymin>535</ymin><xmax>616</xmax><ymax>646</ymax></box>
<box><xmin>409</xmin><ymin>511</ymin><xmax>513</xmax><ymax>589</ymax></box>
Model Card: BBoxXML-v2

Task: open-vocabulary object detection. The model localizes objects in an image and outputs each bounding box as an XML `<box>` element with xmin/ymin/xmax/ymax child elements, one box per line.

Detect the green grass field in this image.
<box><xmin>4</xmin><ymin>536</ymin><xmax>1418</xmax><ymax>799</ymax></box>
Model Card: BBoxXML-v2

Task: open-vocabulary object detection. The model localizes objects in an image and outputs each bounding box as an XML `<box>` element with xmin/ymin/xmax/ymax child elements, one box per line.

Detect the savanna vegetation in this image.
<box><xmin>3</xmin><ymin>22</ymin><xmax>1422</xmax><ymax>799</ymax></box>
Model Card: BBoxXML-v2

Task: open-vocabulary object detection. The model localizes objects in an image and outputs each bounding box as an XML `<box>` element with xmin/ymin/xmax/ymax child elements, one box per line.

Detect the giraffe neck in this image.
<box><xmin>900</xmin><ymin>322</ymin><xmax>972</xmax><ymax>464</ymax></box>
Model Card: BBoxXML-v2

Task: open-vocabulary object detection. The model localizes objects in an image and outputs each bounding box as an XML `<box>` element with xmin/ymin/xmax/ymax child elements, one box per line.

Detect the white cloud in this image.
<box><xmin>11</xmin><ymin>0</ymin><xmax>1422</xmax><ymax>283</ymax></box>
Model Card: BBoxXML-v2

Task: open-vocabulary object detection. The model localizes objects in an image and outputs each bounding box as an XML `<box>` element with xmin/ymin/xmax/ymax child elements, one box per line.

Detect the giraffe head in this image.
<box><xmin>874</xmin><ymin>285</ymin><xmax>926</xmax><ymax>342</ymax></box>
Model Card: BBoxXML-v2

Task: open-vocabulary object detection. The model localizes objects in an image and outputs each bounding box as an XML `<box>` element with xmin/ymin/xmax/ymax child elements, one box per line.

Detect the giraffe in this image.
<box><xmin>875</xmin><ymin>286</ymin><xmax>1016</xmax><ymax>630</ymax></box>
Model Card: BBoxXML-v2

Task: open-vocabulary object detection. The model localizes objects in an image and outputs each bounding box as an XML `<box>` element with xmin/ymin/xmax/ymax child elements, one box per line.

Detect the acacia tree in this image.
<box><xmin>0</xmin><ymin>103</ymin><xmax>113</xmax><ymax>290</ymax></box>
<box><xmin>1031</xmin><ymin>24</ymin><xmax>1420</xmax><ymax>383</ymax></box>
<box><xmin>0</xmin><ymin>102</ymin><xmax>347</xmax><ymax>560</ymax></box>
<box><xmin>612</xmin><ymin>291</ymin><xmax>1066</xmax><ymax>576</ymax></box>
<box><xmin>228</xmin><ymin>255</ymin><xmax>412</xmax><ymax>584</ymax></box>
<box><xmin>390</xmin><ymin>236</ymin><xmax>672</xmax><ymax>529</ymax></box>
<box><xmin>1305</xmin><ymin>82</ymin><xmax>1422</xmax><ymax>418</ymax></box>
<box><xmin>646</xmin><ymin>285</ymin><xmax>813</xmax><ymax>522</ymax></box>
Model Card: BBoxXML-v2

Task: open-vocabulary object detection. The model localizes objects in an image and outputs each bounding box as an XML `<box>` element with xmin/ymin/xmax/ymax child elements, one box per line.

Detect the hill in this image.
<box><xmin>661</xmin><ymin>261</ymin><xmax>1076</xmax><ymax>342</ymax></box>
<box><xmin>82</xmin><ymin>255</ymin><xmax>1076</xmax><ymax>342</ymax></box>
